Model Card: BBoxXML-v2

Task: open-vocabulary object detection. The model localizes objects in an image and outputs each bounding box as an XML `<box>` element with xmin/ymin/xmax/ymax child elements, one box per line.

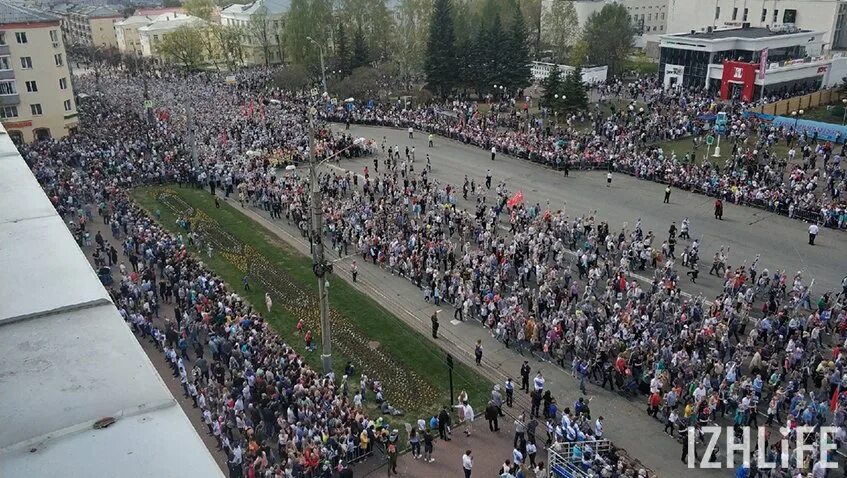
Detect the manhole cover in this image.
<box><xmin>368</xmin><ymin>341</ymin><xmax>380</xmax><ymax>349</ymax></box>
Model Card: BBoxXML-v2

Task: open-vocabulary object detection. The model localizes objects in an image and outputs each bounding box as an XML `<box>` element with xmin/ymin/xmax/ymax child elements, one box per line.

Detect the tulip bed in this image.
<box><xmin>134</xmin><ymin>186</ymin><xmax>491</xmax><ymax>417</ymax></box>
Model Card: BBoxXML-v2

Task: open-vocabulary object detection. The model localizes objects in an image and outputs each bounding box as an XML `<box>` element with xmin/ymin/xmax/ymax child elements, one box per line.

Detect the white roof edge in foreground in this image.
<box><xmin>0</xmin><ymin>124</ymin><xmax>225</xmax><ymax>477</ymax></box>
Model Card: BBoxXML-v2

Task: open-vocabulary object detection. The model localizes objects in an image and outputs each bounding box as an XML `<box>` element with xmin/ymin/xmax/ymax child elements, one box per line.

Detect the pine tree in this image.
<box><xmin>540</xmin><ymin>64</ymin><xmax>563</xmax><ymax>112</ymax></box>
<box><xmin>424</xmin><ymin>0</ymin><xmax>457</xmax><ymax>96</ymax></box>
<box><xmin>505</xmin><ymin>2</ymin><xmax>531</xmax><ymax>91</ymax></box>
<box><xmin>334</xmin><ymin>22</ymin><xmax>350</xmax><ymax>75</ymax></box>
<box><xmin>351</xmin><ymin>24</ymin><xmax>369</xmax><ymax>69</ymax></box>
<box><xmin>561</xmin><ymin>66</ymin><xmax>587</xmax><ymax>112</ymax></box>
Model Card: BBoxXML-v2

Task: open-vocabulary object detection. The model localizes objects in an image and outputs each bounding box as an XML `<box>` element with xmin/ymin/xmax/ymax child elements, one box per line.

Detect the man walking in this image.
<box><xmin>490</xmin><ymin>146</ymin><xmax>496</xmax><ymax>161</ymax></box>
<box><xmin>485</xmin><ymin>400</ymin><xmax>500</xmax><ymax>432</ymax></box>
<box><xmin>485</xmin><ymin>170</ymin><xmax>492</xmax><ymax>189</ymax></box>
<box><xmin>664</xmin><ymin>186</ymin><xmax>671</xmax><ymax>203</ymax></box>
<box><xmin>809</xmin><ymin>223</ymin><xmax>819</xmax><ymax>245</ymax></box>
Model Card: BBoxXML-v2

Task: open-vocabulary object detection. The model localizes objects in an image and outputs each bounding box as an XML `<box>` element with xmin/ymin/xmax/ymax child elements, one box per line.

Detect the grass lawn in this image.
<box><xmin>653</xmin><ymin>133</ymin><xmax>826</xmax><ymax>166</ymax></box>
<box><xmin>133</xmin><ymin>186</ymin><xmax>491</xmax><ymax>421</ymax></box>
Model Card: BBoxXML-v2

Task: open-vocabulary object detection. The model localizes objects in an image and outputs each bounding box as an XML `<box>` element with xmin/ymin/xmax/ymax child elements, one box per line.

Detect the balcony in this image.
<box><xmin>0</xmin><ymin>94</ymin><xmax>20</xmax><ymax>106</ymax></box>
<box><xmin>0</xmin><ymin>70</ymin><xmax>14</xmax><ymax>81</ymax></box>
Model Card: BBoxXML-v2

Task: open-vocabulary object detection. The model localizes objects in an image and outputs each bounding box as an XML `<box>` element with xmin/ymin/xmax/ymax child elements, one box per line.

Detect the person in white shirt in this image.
<box><xmin>534</xmin><ymin>372</ymin><xmax>545</xmax><ymax>392</ymax></box>
<box><xmin>463</xmin><ymin>401</ymin><xmax>475</xmax><ymax>436</ymax></box>
<box><xmin>462</xmin><ymin>450</ymin><xmax>473</xmax><ymax>478</ymax></box>
<box><xmin>512</xmin><ymin>446</ymin><xmax>524</xmax><ymax>466</ymax></box>
<box><xmin>809</xmin><ymin>223</ymin><xmax>819</xmax><ymax>245</ymax></box>
<box><xmin>594</xmin><ymin>416</ymin><xmax>604</xmax><ymax>438</ymax></box>
<box><xmin>491</xmin><ymin>146</ymin><xmax>496</xmax><ymax>161</ymax></box>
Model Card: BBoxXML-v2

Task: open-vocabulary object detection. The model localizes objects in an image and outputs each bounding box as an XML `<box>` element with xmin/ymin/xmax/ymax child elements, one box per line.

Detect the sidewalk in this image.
<box><xmin>211</xmin><ymin>188</ymin><xmax>724</xmax><ymax>478</ymax></box>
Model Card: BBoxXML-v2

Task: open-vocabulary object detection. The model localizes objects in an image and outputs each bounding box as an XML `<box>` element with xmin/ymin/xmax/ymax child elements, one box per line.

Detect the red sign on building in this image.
<box><xmin>720</xmin><ymin>60</ymin><xmax>758</xmax><ymax>102</ymax></box>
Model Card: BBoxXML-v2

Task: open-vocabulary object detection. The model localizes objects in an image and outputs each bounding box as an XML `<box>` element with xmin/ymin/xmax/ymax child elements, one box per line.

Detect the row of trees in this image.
<box><xmin>425</xmin><ymin>0</ymin><xmax>532</xmax><ymax>97</ymax></box>
<box><xmin>540</xmin><ymin>65</ymin><xmax>587</xmax><ymax>114</ymax></box>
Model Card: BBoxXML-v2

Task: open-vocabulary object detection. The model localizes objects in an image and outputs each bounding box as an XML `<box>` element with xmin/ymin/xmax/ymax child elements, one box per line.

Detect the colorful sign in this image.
<box><xmin>720</xmin><ymin>60</ymin><xmax>758</xmax><ymax>102</ymax></box>
<box><xmin>2</xmin><ymin>120</ymin><xmax>32</xmax><ymax>128</ymax></box>
<box><xmin>744</xmin><ymin>111</ymin><xmax>847</xmax><ymax>143</ymax></box>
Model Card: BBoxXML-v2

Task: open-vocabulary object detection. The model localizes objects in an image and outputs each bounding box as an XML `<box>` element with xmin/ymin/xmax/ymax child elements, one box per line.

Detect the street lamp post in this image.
<box><xmin>841</xmin><ymin>98</ymin><xmax>846</xmax><ymax>125</ymax></box>
<box><xmin>305</xmin><ymin>104</ymin><xmax>333</xmax><ymax>376</ymax></box>
<box><xmin>307</xmin><ymin>36</ymin><xmax>327</xmax><ymax>94</ymax></box>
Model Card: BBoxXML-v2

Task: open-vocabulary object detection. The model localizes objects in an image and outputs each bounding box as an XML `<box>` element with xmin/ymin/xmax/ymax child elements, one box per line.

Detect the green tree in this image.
<box><xmin>184</xmin><ymin>0</ymin><xmax>215</xmax><ymax>20</ymax></box>
<box><xmin>285</xmin><ymin>0</ymin><xmax>332</xmax><ymax>69</ymax></box>
<box><xmin>424</xmin><ymin>0</ymin><xmax>458</xmax><ymax>96</ymax></box>
<box><xmin>214</xmin><ymin>24</ymin><xmax>246</xmax><ymax>69</ymax></box>
<box><xmin>393</xmin><ymin>0</ymin><xmax>431</xmax><ymax>80</ymax></box>
<box><xmin>333</xmin><ymin>22</ymin><xmax>350</xmax><ymax>75</ymax></box>
<box><xmin>540</xmin><ymin>64</ymin><xmax>563</xmax><ymax>112</ymax></box>
<box><xmin>156</xmin><ymin>26</ymin><xmax>206</xmax><ymax>70</ymax></box>
<box><xmin>272</xmin><ymin>64</ymin><xmax>311</xmax><ymax>90</ymax></box>
<box><xmin>505</xmin><ymin>1</ymin><xmax>531</xmax><ymax>91</ymax></box>
<box><xmin>581</xmin><ymin>3</ymin><xmax>635</xmax><ymax>76</ymax></box>
<box><xmin>248</xmin><ymin>6</ymin><xmax>273</xmax><ymax>66</ymax></box>
<box><xmin>520</xmin><ymin>0</ymin><xmax>542</xmax><ymax>59</ymax></box>
<box><xmin>541</xmin><ymin>0</ymin><xmax>578</xmax><ymax>63</ymax></box>
<box><xmin>351</xmin><ymin>24</ymin><xmax>369</xmax><ymax>69</ymax></box>
<box><xmin>561</xmin><ymin>65</ymin><xmax>587</xmax><ymax>112</ymax></box>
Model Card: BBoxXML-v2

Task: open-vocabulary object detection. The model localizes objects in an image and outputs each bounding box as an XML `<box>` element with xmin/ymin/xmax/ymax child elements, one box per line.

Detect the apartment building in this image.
<box><xmin>219</xmin><ymin>0</ymin><xmax>288</xmax><ymax>65</ymax></box>
<box><xmin>0</xmin><ymin>1</ymin><xmax>77</xmax><ymax>143</ymax></box>
<box><xmin>666</xmin><ymin>0</ymin><xmax>847</xmax><ymax>50</ymax></box>
<box><xmin>116</xmin><ymin>7</ymin><xmax>186</xmax><ymax>57</ymax></box>
<box><xmin>137</xmin><ymin>12</ymin><xmax>204</xmax><ymax>59</ymax></box>
<box><xmin>55</xmin><ymin>4</ymin><xmax>122</xmax><ymax>48</ymax></box>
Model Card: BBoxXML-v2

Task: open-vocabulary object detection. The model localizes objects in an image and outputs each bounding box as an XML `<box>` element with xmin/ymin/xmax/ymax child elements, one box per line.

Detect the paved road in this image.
<box><xmin>334</xmin><ymin>124</ymin><xmax>847</xmax><ymax>294</ymax></box>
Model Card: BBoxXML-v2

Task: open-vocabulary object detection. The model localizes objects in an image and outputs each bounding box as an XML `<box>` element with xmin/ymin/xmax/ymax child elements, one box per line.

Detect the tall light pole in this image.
<box><xmin>307</xmin><ymin>36</ymin><xmax>327</xmax><ymax>94</ymax></box>
<box><xmin>306</xmin><ymin>103</ymin><xmax>333</xmax><ymax>376</ymax></box>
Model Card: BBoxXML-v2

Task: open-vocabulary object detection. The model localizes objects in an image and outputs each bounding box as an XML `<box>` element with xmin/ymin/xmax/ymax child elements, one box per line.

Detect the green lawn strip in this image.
<box><xmin>133</xmin><ymin>186</ymin><xmax>492</xmax><ymax>420</ymax></box>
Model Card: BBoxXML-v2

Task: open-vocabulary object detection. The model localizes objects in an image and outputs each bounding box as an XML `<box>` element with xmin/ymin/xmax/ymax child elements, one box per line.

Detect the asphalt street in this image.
<box><xmin>334</xmin><ymin>124</ymin><xmax>847</xmax><ymax>295</ymax></box>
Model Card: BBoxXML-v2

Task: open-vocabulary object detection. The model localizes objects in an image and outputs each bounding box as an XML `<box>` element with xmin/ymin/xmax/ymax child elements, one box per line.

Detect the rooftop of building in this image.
<box><xmin>220</xmin><ymin>0</ymin><xmax>290</xmax><ymax>16</ymax></box>
<box><xmin>673</xmin><ymin>25</ymin><xmax>815</xmax><ymax>40</ymax></box>
<box><xmin>137</xmin><ymin>12</ymin><xmax>204</xmax><ymax>32</ymax></box>
<box><xmin>0</xmin><ymin>0</ymin><xmax>58</xmax><ymax>24</ymax></box>
<box><xmin>0</xmin><ymin>125</ymin><xmax>225</xmax><ymax>478</ymax></box>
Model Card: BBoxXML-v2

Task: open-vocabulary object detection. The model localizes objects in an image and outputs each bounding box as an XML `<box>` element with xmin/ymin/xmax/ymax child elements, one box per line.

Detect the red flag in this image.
<box><xmin>831</xmin><ymin>384</ymin><xmax>840</xmax><ymax>412</ymax></box>
<box><xmin>507</xmin><ymin>191</ymin><xmax>524</xmax><ymax>208</ymax></box>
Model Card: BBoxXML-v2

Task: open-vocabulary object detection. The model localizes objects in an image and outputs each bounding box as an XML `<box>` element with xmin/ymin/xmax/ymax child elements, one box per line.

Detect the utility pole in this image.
<box><xmin>143</xmin><ymin>68</ymin><xmax>154</xmax><ymax>124</ymax></box>
<box><xmin>307</xmin><ymin>105</ymin><xmax>333</xmax><ymax>376</ymax></box>
<box><xmin>307</xmin><ymin>36</ymin><xmax>327</xmax><ymax>94</ymax></box>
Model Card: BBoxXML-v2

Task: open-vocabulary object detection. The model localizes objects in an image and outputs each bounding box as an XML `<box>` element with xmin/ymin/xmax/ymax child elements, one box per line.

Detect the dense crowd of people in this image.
<box><xmin>325</xmin><ymin>78</ymin><xmax>847</xmax><ymax>229</ymax></box>
<box><xmin>21</xmin><ymin>65</ymin><xmax>847</xmax><ymax>477</ymax></box>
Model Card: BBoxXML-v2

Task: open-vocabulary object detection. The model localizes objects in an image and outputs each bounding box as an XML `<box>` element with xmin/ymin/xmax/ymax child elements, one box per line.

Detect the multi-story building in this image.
<box><xmin>116</xmin><ymin>8</ymin><xmax>185</xmax><ymax>57</ymax></box>
<box><xmin>137</xmin><ymin>12</ymin><xmax>204</xmax><ymax>59</ymax></box>
<box><xmin>657</xmin><ymin>25</ymin><xmax>847</xmax><ymax>101</ymax></box>
<box><xmin>56</xmin><ymin>4</ymin><xmax>122</xmax><ymax>49</ymax></box>
<box><xmin>666</xmin><ymin>0</ymin><xmax>847</xmax><ymax>51</ymax></box>
<box><xmin>0</xmin><ymin>1</ymin><xmax>77</xmax><ymax>143</ymax></box>
<box><xmin>219</xmin><ymin>0</ymin><xmax>288</xmax><ymax>66</ymax></box>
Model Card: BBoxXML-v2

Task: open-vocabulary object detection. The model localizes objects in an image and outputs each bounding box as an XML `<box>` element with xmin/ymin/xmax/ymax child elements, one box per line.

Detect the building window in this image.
<box><xmin>732</xmin><ymin>7</ymin><xmax>738</xmax><ymax>20</ymax></box>
<box><xmin>30</xmin><ymin>103</ymin><xmax>42</xmax><ymax>115</ymax></box>
<box><xmin>783</xmin><ymin>9</ymin><xmax>796</xmax><ymax>23</ymax></box>
<box><xmin>743</xmin><ymin>8</ymin><xmax>748</xmax><ymax>21</ymax></box>
<box><xmin>648</xmin><ymin>13</ymin><xmax>652</xmax><ymax>21</ymax></box>
<box><xmin>50</xmin><ymin>29</ymin><xmax>59</xmax><ymax>42</ymax></box>
<box><xmin>661</xmin><ymin>12</ymin><xmax>665</xmax><ymax>20</ymax></box>
<box><xmin>0</xmin><ymin>106</ymin><xmax>17</xmax><ymax>118</ymax></box>
<box><xmin>0</xmin><ymin>32</ymin><xmax>5</xmax><ymax>45</ymax></box>
<box><xmin>25</xmin><ymin>80</ymin><xmax>37</xmax><ymax>92</ymax></box>
<box><xmin>59</xmin><ymin>77</ymin><xmax>67</xmax><ymax>90</ymax></box>
<box><xmin>715</xmin><ymin>6</ymin><xmax>720</xmax><ymax>19</ymax></box>
<box><xmin>773</xmin><ymin>9</ymin><xmax>778</xmax><ymax>22</ymax></box>
<box><xmin>63</xmin><ymin>99</ymin><xmax>72</xmax><ymax>111</ymax></box>
<box><xmin>0</xmin><ymin>56</ymin><xmax>10</xmax><ymax>70</ymax></box>
<box><xmin>15</xmin><ymin>32</ymin><xmax>27</xmax><ymax>44</ymax></box>
<box><xmin>761</xmin><ymin>9</ymin><xmax>767</xmax><ymax>22</ymax></box>
<box><xmin>54</xmin><ymin>53</ymin><xmax>63</xmax><ymax>66</ymax></box>
<box><xmin>20</xmin><ymin>57</ymin><xmax>32</xmax><ymax>69</ymax></box>
<box><xmin>0</xmin><ymin>80</ymin><xmax>16</xmax><ymax>95</ymax></box>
